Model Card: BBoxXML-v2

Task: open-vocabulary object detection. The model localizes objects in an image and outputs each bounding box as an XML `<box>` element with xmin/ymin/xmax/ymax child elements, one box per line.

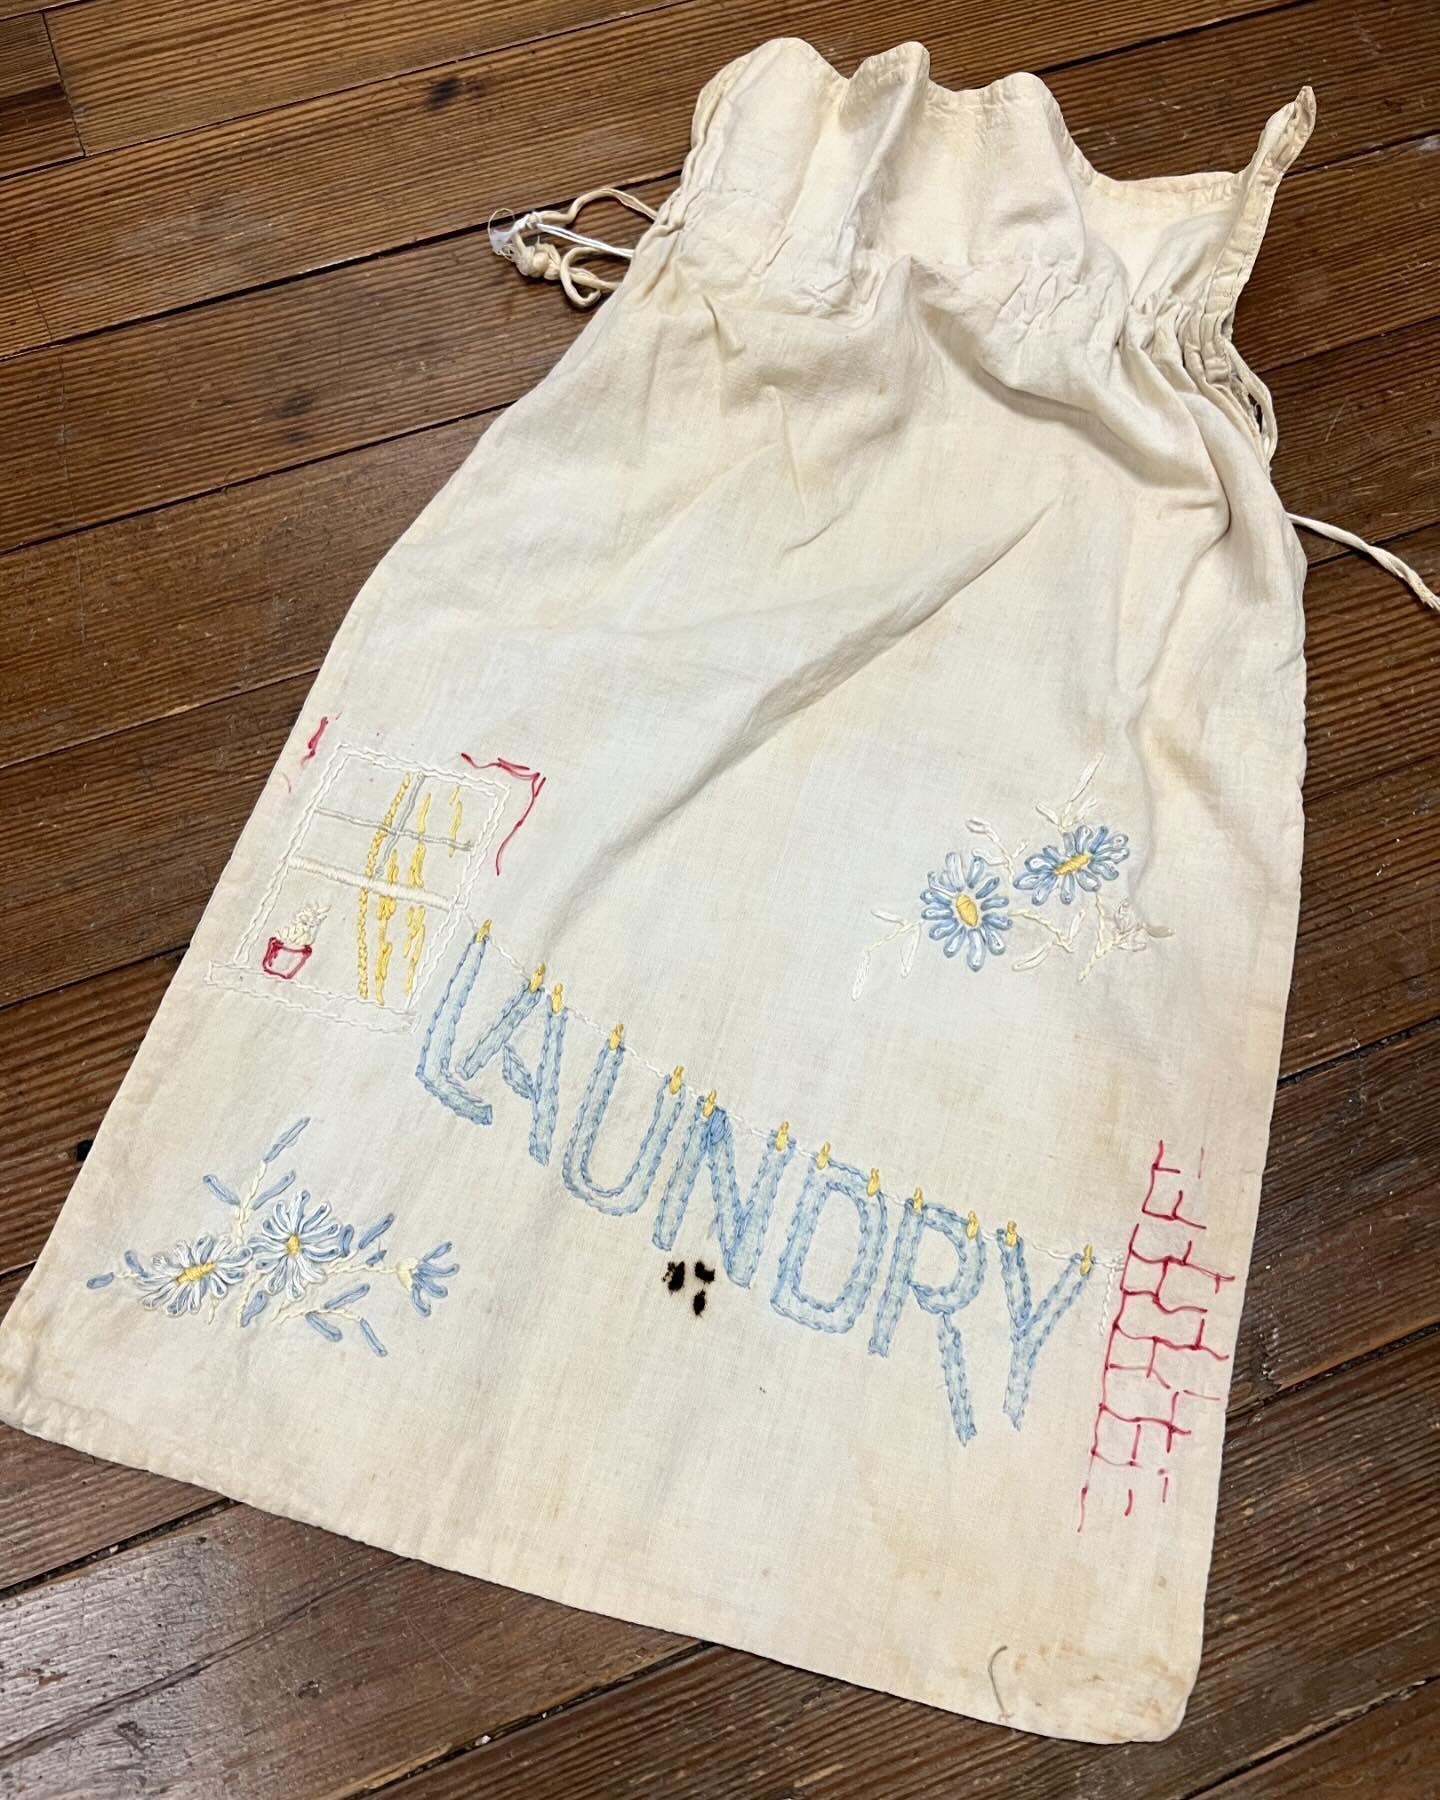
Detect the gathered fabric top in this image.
<box><xmin>679</xmin><ymin>39</ymin><xmax>1313</xmax><ymax>341</ymax></box>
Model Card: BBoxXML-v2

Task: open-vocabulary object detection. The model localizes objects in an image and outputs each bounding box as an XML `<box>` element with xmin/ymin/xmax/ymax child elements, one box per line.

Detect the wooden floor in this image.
<box><xmin>1</xmin><ymin>0</ymin><xmax>1437</xmax><ymax>1793</ymax></box>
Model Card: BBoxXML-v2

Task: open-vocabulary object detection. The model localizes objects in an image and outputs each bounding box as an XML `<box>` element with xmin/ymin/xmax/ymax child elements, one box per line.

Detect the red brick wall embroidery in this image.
<box><xmin>1078</xmin><ymin>1141</ymin><xmax>1234</xmax><ymax>1530</ymax></box>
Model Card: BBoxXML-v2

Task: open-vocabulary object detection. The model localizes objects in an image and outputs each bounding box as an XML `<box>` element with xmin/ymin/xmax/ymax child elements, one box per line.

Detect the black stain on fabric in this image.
<box><xmin>664</xmin><ymin>1260</ymin><xmax>686</xmax><ymax>1292</ymax></box>
<box><xmin>694</xmin><ymin>1260</ymin><xmax>716</xmax><ymax>1284</ymax></box>
<box><xmin>427</xmin><ymin>74</ymin><xmax>463</xmax><ymax>110</ymax></box>
<box><xmin>692</xmin><ymin>1290</ymin><xmax>707</xmax><ymax>1317</ymax></box>
<box><xmin>278</xmin><ymin>389</ymin><xmax>316</xmax><ymax>419</ymax></box>
<box><xmin>75</xmin><ymin>1137</ymin><xmax>93</xmax><ymax>1162</ymax></box>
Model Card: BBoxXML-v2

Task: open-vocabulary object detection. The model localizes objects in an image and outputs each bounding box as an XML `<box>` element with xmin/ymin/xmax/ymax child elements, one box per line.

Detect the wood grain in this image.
<box><xmin>1198</xmin><ymin>1680</ymin><xmax>1440</xmax><ymax>1797</ymax></box>
<box><xmin>4</xmin><ymin>405</ymin><xmax>1435</xmax><ymax>780</ymax></box>
<box><xmin>48</xmin><ymin>0</ymin><xmax>689</xmax><ymax>151</ymax></box>
<box><xmin>0</xmin><ymin>416</ymin><xmax>488</xmax><ymax>767</ymax></box>
<box><xmin>373</xmin><ymin>1335</ymin><xmax>1440</xmax><ymax>1799</ymax></box>
<box><xmin>1</xmin><ymin>0</ymin><xmax>1409</xmax><ymax>353</ymax></box>
<box><xmin>52</xmin><ymin>0</ymin><xmax>1440</xmax><ymax>164</ymax></box>
<box><xmin>0</xmin><ymin>0</ymin><xmax>1435</xmax><ymax>1789</ymax></box>
<box><xmin>0</xmin><ymin>12</ymin><xmax>80</xmax><ymax>177</ymax></box>
<box><xmin>1</xmin><ymin>172</ymin><xmax>1436</xmax><ymax>558</ymax></box>
<box><xmin>0</xmin><ymin>1502</ymin><xmax>683</xmax><ymax>1796</ymax></box>
<box><xmin>3</xmin><ymin>1327</ymin><xmax>1427</xmax><ymax>1798</ymax></box>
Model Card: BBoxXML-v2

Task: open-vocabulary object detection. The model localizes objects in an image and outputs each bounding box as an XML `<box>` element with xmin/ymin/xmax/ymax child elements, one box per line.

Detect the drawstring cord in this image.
<box><xmin>489</xmin><ymin>186</ymin><xmax>658</xmax><ymax>309</ymax></box>
<box><xmin>1287</xmin><ymin>515</ymin><xmax>1440</xmax><ymax>613</ymax></box>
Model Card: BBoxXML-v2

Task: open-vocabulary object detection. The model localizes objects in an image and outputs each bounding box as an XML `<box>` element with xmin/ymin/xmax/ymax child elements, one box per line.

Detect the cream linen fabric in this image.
<box><xmin>0</xmin><ymin>40</ymin><xmax>1316</xmax><ymax>1744</ymax></box>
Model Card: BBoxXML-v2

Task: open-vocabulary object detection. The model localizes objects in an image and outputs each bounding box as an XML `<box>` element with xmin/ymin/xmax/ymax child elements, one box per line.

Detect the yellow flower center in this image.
<box><xmin>1053</xmin><ymin>850</ymin><xmax>1092</xmax><ymax>878</ymax></box>
<box><xmin>285</xmin><ymin>1233</ymin><xmax>302</xmax><ymax>1255</ymax></box>
<box><xmin>177</xmin><ymin>1260</ymin><xmax>216</xmax><ymax>1285</ymax></box>
<box><xmin>953</xmin><ymin>891</ymin><xmax>981</xmax><ymax>929</ymax></box>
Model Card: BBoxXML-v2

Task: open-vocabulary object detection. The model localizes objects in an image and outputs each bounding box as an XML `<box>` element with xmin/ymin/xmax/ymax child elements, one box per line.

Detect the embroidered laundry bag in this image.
<box><xmin>0</xmin><ymin>39</ymin><xmax>1326</xmax><ymax>1744</ymax></box>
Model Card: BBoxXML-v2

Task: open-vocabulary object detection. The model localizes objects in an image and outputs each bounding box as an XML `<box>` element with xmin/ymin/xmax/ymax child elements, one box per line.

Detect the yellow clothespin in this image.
<box><xmin>528</xmin><ymin>962</ymin><xmax>546</xmax><ymax>992</ymax></box>
<box><xmin>866</xmin><ymin>1169</ymin><xmax>881</xmax><ymax>1197</ymax></box>
<box><xmin>608</xmin><ymin>1022</ymin><xmax>625</xmax><ymax>1051</ymax></box>
<box><xmin>1081</xmin><ymin>1244</ymin><xmax>1094</xmax><ymax>1276</ymax></box>
<box><xmin>1004</xmin><ymin>1220</ymin><xmax>1018</xmax><ymax>1248</ymax></box>
<box><xmin>702</xmin><ymin>1089</ymin><xmax>717</xmax><ymax>1118</ymax></box>
<box><xmin>817</xmin><ymin>1142</ymin><xmax>831</xmax><ymax>1170</ymax></box>
<box><xmin>669</xmin><ymin>1065</ymin><xmax>684</xmax><ymax>1094</ymax></box>
<box><xmin>775</xmin><ymin>1121</ymin><xmax>790</xmax><ymax>1153</ymax></box>
<box><xmin>966</xmin><ymin>1210</ymin><xmax>979</xmax><ymax>1239</ymax></box>
<box><xmin>475</xmin><ymin>918</ymin><xmax>492</xmax><ymax>943</ymax></box>
<box><xmin>911</xmin><ymin>1187</ymin><xmax>924</xmax><ymax>1213</ymax></box>
<box><xmin>550</xmin><ymin>982</ymin><xmax>564</xmax><ymax>1014</ymax></box>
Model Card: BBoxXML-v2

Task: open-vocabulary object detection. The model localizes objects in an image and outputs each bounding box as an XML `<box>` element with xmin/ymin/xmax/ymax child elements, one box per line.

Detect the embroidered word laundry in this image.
<box><xmin>418</xmin><ymin>922</ymin><xmax>1095</xmax><ymax>1444</ymax></box>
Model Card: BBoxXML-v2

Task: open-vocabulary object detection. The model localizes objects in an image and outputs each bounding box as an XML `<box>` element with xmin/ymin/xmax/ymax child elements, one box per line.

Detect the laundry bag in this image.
<box><xmin>0</xmin><ymin>40</ymin><xmax>1320</xmax><ymax>1743</ymax></box>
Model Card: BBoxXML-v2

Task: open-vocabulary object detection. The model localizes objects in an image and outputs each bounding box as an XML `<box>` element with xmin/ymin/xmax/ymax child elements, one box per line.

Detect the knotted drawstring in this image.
<box><xmin>489</xmin><ymin>186</ymin><xmax>658</xmax><ymax>308</ymax></box>
<box><xmin>1287</xmin><ymin>515</ymin><xmax>1440</xmax><ymax>613</ymax></box>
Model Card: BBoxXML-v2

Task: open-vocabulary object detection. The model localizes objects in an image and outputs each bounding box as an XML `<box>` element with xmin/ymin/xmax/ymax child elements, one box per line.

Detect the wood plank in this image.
<box><xmin>5</xmin><ymin>1325</ymin><xmax>1427</xmax><ymax>1797</ymax></box>
<box><xmin>0</xmin><ymin>1501</ymin><xmax>684</xmax><ymax>1795</ymax></box>
<box><xmin>0</xmin><ymin>1278</ymin><xmax>214</xmax><ymax>1592</ymax></box>
<box><xmin>49</xmin><ymin>0</ymin><xmax>689</xmax><ymax>152</ymax></box>
<box><xmin>379</xmin><ymin>1336</ymin><xmax>1440</xmax><ymax>1798</ymax></box>
<box><xmin>0</xmin><ymin>673</ymin><xmax>307</xmax><ymax>1008</ymax></box>
<box><xmin>1302</xmin><ymin>524</ymin><xmax>1440</xmax><ymax>804</ymax></box>
<box><xmin>0</xmin><ymin>440</ymin><xmax>1416</xmax><ymax>787</ymax></box>
<box><xmin>0</xmin><ymin>329</ymin><xmax>1437</xmax><ymax>1024</ymax></box>
<box><xmin>0</xmin><ymin>416</ymin><xmax>488</xmax><ymax>768</ymax></box>
<box><xmin>2</xmin><ymin>420</ymin><xmax>1435</xmax><ymax>782</ymax></box>
<box><xmin>52</xmin><ymin>0</ymin><xmax>1440</xmax><ymax>164</ymax></box>
<box><xmin>1288</xmin><ymin>750</ymin><xmax>1440</xmax><ymax>1069</ymax></box>
<box><xmin>0</xmin><ymin>220</ymin><xmax>609</xmax><ymax>549</ymax></box>
<box><xmin>0</xmin><ymin>0</ymin><xmax>1397</xmax><ymax>353</ymax></box>
<box><xmin>2</xmin><ymin>166</ymin><xmax>1436</xmax><ymax>558</ymax></box>
<box><xmin>1242</xmin><ymin>135</ymin><xmax>1440</xmax><ymax>370</ymax></box>
<box><xmin>0</xmin><ymin>12</ymin><xmax>81</xmax><ymax>177</ymax></box>
<box><xmin>1198</xmin><ymin>1681</ymin><xmax>1440</xmax><ymax>1796</ymax></box>
<box><xmin>1270</xmin><ymin>315</ymin><xmax>1440</xmax><ymax>555</ymax></box>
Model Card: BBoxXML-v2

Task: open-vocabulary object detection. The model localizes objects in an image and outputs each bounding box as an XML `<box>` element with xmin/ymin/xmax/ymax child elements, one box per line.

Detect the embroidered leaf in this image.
<box><xmin>254</xmin><ymin>1170</ymin><xmax>296</xmax><ymax>1208</ymax></box>
<box><xmin>324</xmin><ymin>1284</ymin><xmax>371</xmax><ymax>1311</ymax></box>
<box><xmin>241</xmin><ymin>1288</ymin><xmax>270</xmax><ymax>1327</ymax></box>
<box><xmin>870</xmin><ymin>909</ymin><xmax>904</xmax><ymax>925</ymax></box>
<box><xmin>899</xmin><ymin>923</ymin><xmax>920</xmax><ymax>978</ymax></box>
<box><xmin>123</xmin><ymin>1250</ymin><xmax>150</xmax><ymax>1278</ymax></box>
<box><xmin>850</xmin><ymin>950</ymin><xmax>871</xmax><ymax>1001</ymax></box>
<box><xmin>263</xmin><ymin>1118</ymin><xmax>311</xmax><ymax>1164</ymax></box>
<box><xmin>86</xmin><ymin>1272</ymin><xmax>115</xmax><ymax>1289</ymax></box>
<box><xmin>358</xmin><ymin>1213</ymin><xmax>395</xmax><ymax>1250</ymax></box>
<box><xmin>202</xmin><ymin>1174</ymin><xmax>240</xmax><ymax>1207</ymax></box>
<box><xmin>359</xmin><ymin>1319</ymin><xmax>388</xmax><ymax>1358</ymax></box>
<box><xmin>305</xmin><ymin>1312</ymin><xmax>343</xmax><ymax>1342</ymax></box>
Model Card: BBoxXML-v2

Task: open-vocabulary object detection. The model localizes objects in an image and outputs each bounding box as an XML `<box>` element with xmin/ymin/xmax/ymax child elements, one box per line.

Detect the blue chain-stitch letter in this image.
<box><xmin>995</xmin><ymin>1229</ymin><xmax>1091</xmax><ymax>1428</ymax></box>
<box><xmin>651</xmin><ymin>1102</ymin><xmax>795</xmax><ymax>1287</ymax></box>
<box><xmin>562</xmin><ymin>1041</ymin><xmax>685</xmax><ymax>1217</ymax></box>
<box><xmin>868</xmin><ymin>1202</ymin><xmax>988</xmax><ymax>1445</ymax></box>
<box><xmin>770</xmin><ymin>1154</ymin><xmax>888</xmax><ymax>1334</ymax></box>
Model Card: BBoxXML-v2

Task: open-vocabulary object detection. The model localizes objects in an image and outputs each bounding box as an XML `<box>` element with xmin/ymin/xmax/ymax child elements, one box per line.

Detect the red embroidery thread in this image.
<box><xmin>460</xmin><ymin>754</ymin><xmax>546</xmax><ymax>874</ymax></box>
<box><xmin>262</xmin><ymin>938</ymin><xmax>313</xmax><ymax>981</ymax></box>
<box><xmin>1077</xmin><ymin>1140</ymin><xmax>1234</xmax><ymax>1531</ymax></box>
<box><xmin>300</xmin><ymin>715</ymin><xmax>332</xmax><ymax>765</ymax></box>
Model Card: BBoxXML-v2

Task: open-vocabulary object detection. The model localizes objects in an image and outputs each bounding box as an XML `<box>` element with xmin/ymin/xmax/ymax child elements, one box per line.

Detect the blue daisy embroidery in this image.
<box><xmin>1015</xmin><ymin>825</ymin><xmax>1130</xmax><ymax>907</ymax></box>
<box><xmin>921</xmin><ymin>853</ymin><xmax>1012</xmax><ymax>971</ymax></box>
<box><xmin>249</xmin><ymin>1194</ymin><xmax>344</xmax><ymax>1299</ymax></box>
<box><xmin>135</xmin><ymin>1236</ymin><xmax>252</xmax><ymax>1316</ymax></box>
<box><xmin>84</xmin><ymin>1118</ymin><xmax>459</xmax><ymax>1358</ymax></box>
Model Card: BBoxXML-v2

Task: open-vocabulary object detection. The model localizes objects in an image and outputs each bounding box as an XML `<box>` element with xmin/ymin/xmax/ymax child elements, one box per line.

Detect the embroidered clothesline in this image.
<box><xmin>1287</xmin><ymin>513</ymin><xmax>1440</xmax><ymax>613</ymax></box>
